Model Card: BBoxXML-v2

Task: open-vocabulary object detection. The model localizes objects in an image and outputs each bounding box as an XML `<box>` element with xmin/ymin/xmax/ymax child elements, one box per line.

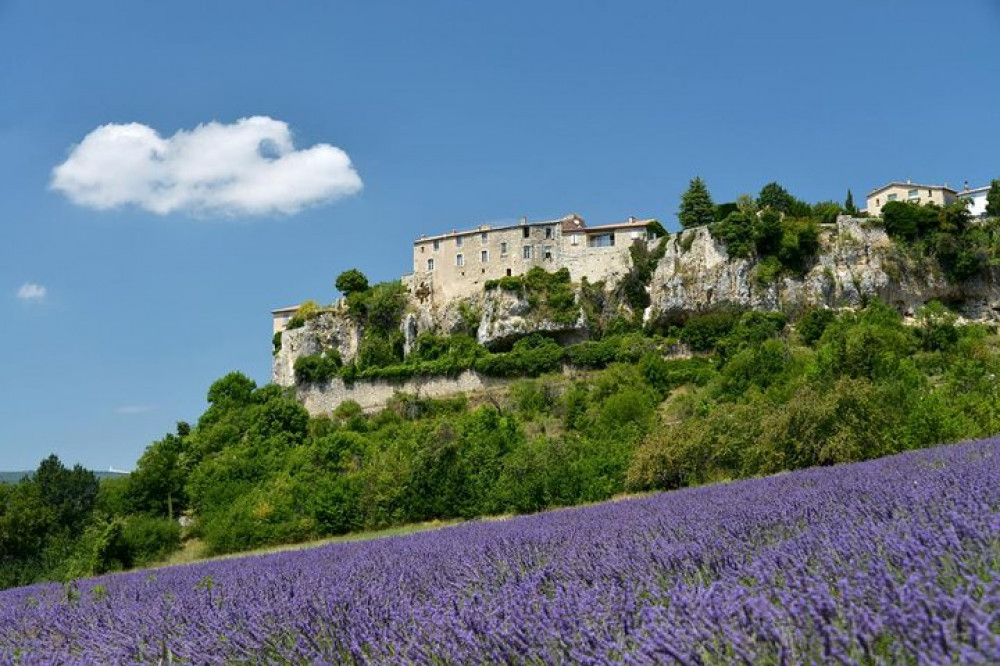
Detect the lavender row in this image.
<box><xmin>2</xmin><ymin>437</ymin><xmax>999</xmax><ymax>664</ymax></box>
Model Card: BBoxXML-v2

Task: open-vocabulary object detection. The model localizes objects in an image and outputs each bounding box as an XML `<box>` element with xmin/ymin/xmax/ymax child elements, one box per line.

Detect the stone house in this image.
<box><xmin>407</xmin><ymin>214</ymin><xmax>660</xmax><ymax>304</ymax></box>
<box><xmin>273</xmin><ymin>213</ymin><xmax>660</xmax><ymax>333</ymax></box>
<box><xmin>866</xmin><ymin>181</ymin><xmax>957</xmax><ymax>217</ymax></box>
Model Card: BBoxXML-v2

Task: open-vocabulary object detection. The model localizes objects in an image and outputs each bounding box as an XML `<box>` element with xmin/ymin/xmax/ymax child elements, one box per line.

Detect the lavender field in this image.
<box><xmin>2</xmin><ymin>438</ymin><xmax>1000</xmax><ymax>664</ymax></box>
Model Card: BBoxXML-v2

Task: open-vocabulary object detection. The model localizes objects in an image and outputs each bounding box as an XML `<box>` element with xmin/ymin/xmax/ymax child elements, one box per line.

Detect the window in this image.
<box><xmin>481</xmin><ymin>232</ymin><xmax>488</xmax><ymax>244</ymax></box>
<box><xmin>456</xmin><ymin>236</ymin><xmax>464</xmax><ymax>248</ymax></box>
<box><xmin>630</xmin><ymin>231</ymin><xmax>641</xmax><ymax>240</ymax></box>
<box><xmin>506</xmin><ymin>268</ymin><xmax>512</xmax><ymax>276</ymax></box>
<box><xmin>426</xmin><ymin>258</ymin><xmax>435</xmax><ymax>271</ymax></box>
<box><xmin>543</xmin><ymin>246</ymin><xmax>552</xmax><ymax>260</ymax></box>
<box><xmin>588</xmin><ymin>233</ymin><xmax>615</xmax><ymax>248</ymax></box>
<box><xmin>544</xmin><ymin>227</ymin><xmax>553</xmax><ymax>239</ymax></box>
<box><xmin>908</xmin><ymin>189</ymin><xmax>919</xmax><ymax>200</ymax></box>
<box><xmin>887</xmin><ymin>193</ymin><xmax>898</xmax><ymax>202</ymax></box>
<box><xmin>456</xmin><ymin>253</ymin><xmax>464</xmax><ymax>266</ymax></box>
<box><xmin>500</xmin><ymin>241</ymin><xmax>508</xmax><ymax>256</ymax></box>
<box><xmin>481</xmin><ymin>250</ymin><xmax>489</xmax><ymax>263</ymax></box>
<box><xmin>522</xmin><ymin>245</ymin><xmax>532</xmax><ymax>259</ymax></box>
<box><xmin>522</xmin><ymin>227</ymin><xmax>530</xmax><ymax>239</ymax></box>
<box><xmin>927</xmin><ymin>189</ymin><xmax>932</xmax><ymax>197</ymax></box>
<box><xmin>420</xmin><ymin>245</ymin><xmax>425</xmax><ymax>253</ymax></box>
<box><xmin>571</xmin><ymin>234</ymin><xmax>579</xmax><ymax>246</ymax></box>
<box><xmin>433</xmin><ymin>240</ymin><xmax>440</xmax><ymax>251</ymax></box>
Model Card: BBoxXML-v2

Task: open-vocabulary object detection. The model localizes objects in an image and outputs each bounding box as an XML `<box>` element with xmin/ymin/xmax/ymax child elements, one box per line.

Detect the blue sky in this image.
<box><xmin>1</xmin><ymin>0</ymin><xmax>998</xmax><ymax>471</ymax></box>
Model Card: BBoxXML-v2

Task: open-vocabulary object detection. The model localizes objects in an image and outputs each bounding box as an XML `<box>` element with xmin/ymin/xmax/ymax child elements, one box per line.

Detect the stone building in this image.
<box><xmin>273</xmin><ymin>213</ymin><xmax>660</xmax><ymax>333</ymax></box>
<box><xmin>866</xmin><ymin>181</ymin><xmax>958</xmax><ymax>217</ymax></box>
<box><xmin>407</xmin><ymin>214</ymin><xmax>660</xmax><ymax>304</ymax></box>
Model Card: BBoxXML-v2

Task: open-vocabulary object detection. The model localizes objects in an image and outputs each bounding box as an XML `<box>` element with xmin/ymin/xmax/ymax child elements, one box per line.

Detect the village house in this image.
<box><xmin>958</xmin><ymin>183</ymin><xmax>991</xmax><ymax>218</ymax></box>
<box><xmin>406</xmin><ymin>214</ymin><xmax>660</xmax><ymax>303</ymax></box>
<box><xmin>866</xmin><ymin>180</ymin><xmax>958</xmax><ymax>217</ymax></box>
<box><xmin>272</xmin><ymin>213</ymin><xmax>661</xmax><ymax>333</ymax></box>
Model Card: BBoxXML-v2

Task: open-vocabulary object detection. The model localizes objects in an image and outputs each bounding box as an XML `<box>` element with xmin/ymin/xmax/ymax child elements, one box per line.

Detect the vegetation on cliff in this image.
<box><xmin>5</xmin><ymin>298</ymin><xmax>1000</xmax><ymax>590</ymax></box>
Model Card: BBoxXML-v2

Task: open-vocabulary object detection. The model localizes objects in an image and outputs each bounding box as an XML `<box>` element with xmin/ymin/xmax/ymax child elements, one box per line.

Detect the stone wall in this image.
<box><xmin>295</xmin><ymin>370</ymin><xmax>511</xmax><ymax>416</ymax></box>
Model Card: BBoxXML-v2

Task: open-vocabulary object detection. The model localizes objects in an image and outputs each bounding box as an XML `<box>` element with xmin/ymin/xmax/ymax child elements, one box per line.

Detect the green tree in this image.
<box><xmin>335</xmin><ymin>269</ymin><xmax>369</xmax><ymax>296</ymax></box>
<box><xmin>678</xmin><ymin>177</ymin><xmax>716</xmax><ymax>228</ymax></box>
<box><xmin>757</xmin><ymin>182</ymin><xmax>796</xmax><ymax>213</ymax></box>
<box><xmin>985</xmin><ymin>179</ymin><xmax>1000</xmax><ymax>218</ymax></box>
<box><xmin>845</xmin><ymin>189</ymin><xmax>857</xmax><ymax>215</ymax></box>
<box><xmin>128</xmin><ymin>427</ymin><xmax>187</xmax><ymax>519</ymax></box>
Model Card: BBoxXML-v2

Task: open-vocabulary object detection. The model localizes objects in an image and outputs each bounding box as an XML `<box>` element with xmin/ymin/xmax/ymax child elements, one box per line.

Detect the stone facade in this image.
<box><xmin>409</xmin><ymin>214</ymin><xmax>659</xmax><ymax>304</ymax></box>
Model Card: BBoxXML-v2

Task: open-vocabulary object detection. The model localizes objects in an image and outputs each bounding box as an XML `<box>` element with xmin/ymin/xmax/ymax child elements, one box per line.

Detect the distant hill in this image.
<box><xmin>0</xmin><ymin>470</ymin><xmax>128</xmax><ymax>484</ymax></box>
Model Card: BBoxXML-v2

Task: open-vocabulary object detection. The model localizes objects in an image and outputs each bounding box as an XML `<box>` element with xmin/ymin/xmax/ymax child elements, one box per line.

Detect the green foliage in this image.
<box><xmin>127</xmin><ymin>427</ymin><xmax>187</xmax><ymax>519</ymax></box>
<box><xmin>485</xmin><ymin>267</ymin><xmax>578</xmax><ymax>326</ymax></box>
<box><xmin>796</xmin><ymin>307</ymin><xmax>836</xmax><ymax>346</ymax></box>
<box><xmin>845</xmin><ymin>189</ymin><xmax>857</xmax><ymax>215</ymax></box>
<box><xmin>811</xmin><ymin>201</ymin><xmax>843</xmax><ymax>225</ymax></box>
<box><xmin>285</xmin><ymin>300</ymin><xmax>321</xmax><ymax>330</ymax></box>
<box><xmin>987</xmin><ymin>179</ymin><xmax>1000</xmax><ymax>218</ymax></box>
<box><xmin>710</xmin><ymin>212</ymin><xmax>755</xmax><ymax>257</ymax></box>
<box><xmin>678</xmin><ymin>177</ymin><xmax>715</xmax><ymax>228</ymax></box>
<box><xmin>880</xmin><ymin>200</ymin><xmax>988</xmax><ymax>281</ymax></box>
<box><xmin>916</xmin><ymin>301</ymin><xmax>959</xmax><ymax>352</ymax></box>
<box><xmin>294</xmin><ymin>350</ymin><xmax>343</xmax><ymax>383</ymax></box>
<box><xmin>473</xmin><ymin>334</ymin><xmax>565</xmax><ymax>377</ymax></box>
<box><xmin>617</xmin><ymin>240</ymin><xmax>667</xmax><ymax>317</ymax></box>
<box><xmin>757</xmin><ymin>182</ymin><xmax>796</xmax><ymax>213</ymax></box>
<box><xmin>628</xmin><ymin>299</ymin><xmax>1000</xmax><ymax>492</ymax></box>
<box><xmin>272</xmin><ymin>331</ymin><xmax>282</xmax><ymax>355</ymax></box>
<box><xmin>335</xmin><ymin>269</ymin><xmax>369</xmax><ymax>296</ymax></box>
<box><xmin>679</xmin><ymin>308</ymin><xmax>743</xmax><ymax>351</ymax></box>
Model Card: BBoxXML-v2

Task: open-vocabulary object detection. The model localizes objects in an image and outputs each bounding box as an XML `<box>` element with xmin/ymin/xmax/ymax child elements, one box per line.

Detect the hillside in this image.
<box><xmin>3</xmin><ymin>297</ymin><xmax>1000</xmax><ymax>591</ymax></box>
<box><xmin>0</xmin><ymin>470</ymin><xmax>127</xmax><ymax>484</ymax></box>
<box><xmin>3</xmin><ymin>436</ymin><xmax>998</xmax><ymax>663</ymax></box>
<box><xmin>274</xmin><ymin>214</ymin><xmax>1000</xmax><ymax>416</ymax></box>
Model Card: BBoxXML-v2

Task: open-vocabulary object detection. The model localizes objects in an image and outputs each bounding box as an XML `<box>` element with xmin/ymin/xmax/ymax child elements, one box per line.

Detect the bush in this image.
<box><xmin>122</xmin><ymin>515</ymin><xmax>181</xmax><ymax>566</ymax></box>
<box><xmin>474</xmin><ymin>335</ymin><xmax>565</xmax><ymax>377</ymax></box>
<box><xmin>796</xmin><ymin>307</ymin><xmax>836</xmax><ymax>346</ymax></box>
<box><xmin>285</xmin><ymin>300</ymin><xmax>321</xmax><ymax>330</ymax></box>
<box><xmin>335</xmin><ymin>269</ymin><xmax>369</xmax><ymax>296</ymax></box>
<box><xmin>294</xmin><ymin>350</ymin><xmax>343</xmax><ymax>383</ymax></box>
<box><xmin>679</xmin><ymin>308</ymin><xmax>742</xmax><ymax>351</ymax></box>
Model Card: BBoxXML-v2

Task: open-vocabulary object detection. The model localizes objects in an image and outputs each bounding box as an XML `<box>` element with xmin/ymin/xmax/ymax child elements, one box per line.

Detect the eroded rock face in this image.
<box><xmin>275</xmin><ymin>217</ymin><xmax>1000</xmax><ymax>388</ymax></box>
<box><xmin>649</xmin><ymin>217</ymin><xmax>1000</xmax><ymax>321</ymax></box>
<box><xmin>272</xmin><ymin>310</ymin><xmax>361</xmax><ymax>386</ymax></box>
<box><xmin>476</xmin><ymin>288</ymin><xmax>587</xmax><ymax>349</ymax></box>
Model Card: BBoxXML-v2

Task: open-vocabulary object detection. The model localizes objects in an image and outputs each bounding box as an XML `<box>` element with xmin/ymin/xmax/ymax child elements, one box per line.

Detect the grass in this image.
<box><xmin>150</xmin><ymin>519</ymin><xmax>465</xmax><ymax>570</ymax></box>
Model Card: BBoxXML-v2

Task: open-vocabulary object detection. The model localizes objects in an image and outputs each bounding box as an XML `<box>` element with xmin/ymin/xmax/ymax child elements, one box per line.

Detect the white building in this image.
<box><xmin>958</xmin><ymin>184</ymin><xmax>991</xmax><ymax>218</ymax></box>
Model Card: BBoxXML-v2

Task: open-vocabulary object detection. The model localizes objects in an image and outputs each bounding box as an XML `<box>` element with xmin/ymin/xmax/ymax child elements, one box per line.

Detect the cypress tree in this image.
<box><xmin>845</xmin><ymin>189</ymin><xmax>857</xmax><ymax>215</ymax></box>
<box><xmin>986</xmin><ymin>179</ymin><xmax>1000</xmax><ymax>218</ymax></box>
<box><xmin>678</xmin><ymin>177</ymin><xmax>716</xmax><ymax>228</ymax></box>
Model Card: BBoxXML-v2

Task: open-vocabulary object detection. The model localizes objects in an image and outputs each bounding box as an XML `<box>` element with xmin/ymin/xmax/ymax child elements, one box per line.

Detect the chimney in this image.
<box><xmin>520</xmin><ymin>216</ymin><xmax>527</xmax><ymax>225</ymax></box>
<box><xmin>965</xmin><ymin>180</ymin><xmax>970</xmax><ymax>191</ymax></box>
<box><xmin>628</xmin><ymin>216</ymin><xmax>636</xmax><ymax>223</ymax></box>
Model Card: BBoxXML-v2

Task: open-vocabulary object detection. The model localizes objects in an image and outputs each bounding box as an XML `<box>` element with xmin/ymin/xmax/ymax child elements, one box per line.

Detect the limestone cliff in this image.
<box><xmin>648</xmin><ymin>217</ymin><xmax>1000</xmax><ymax>322</ymax></box>
<box><xmin>274</xmin><ymin>216</ymin><xmax>1000</xmax><ymax>388</ymax></box>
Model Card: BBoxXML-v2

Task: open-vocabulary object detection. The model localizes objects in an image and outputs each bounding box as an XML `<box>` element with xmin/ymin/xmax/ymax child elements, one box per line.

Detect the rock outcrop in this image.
<box><xmin>649</xmin><ymin>217</ymin><xmax>1000</xmax><ymax>321</ymax></box>
<box><xmin>275</xmin><ymin>216</ymin><xmax>1000</xmax><ymax>388</ymax></box>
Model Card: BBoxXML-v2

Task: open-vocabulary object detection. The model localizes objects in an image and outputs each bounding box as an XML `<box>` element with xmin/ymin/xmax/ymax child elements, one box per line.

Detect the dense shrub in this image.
<box><xmin>474</xmin><ymin>335</ymin><xmax>565</xmax><ymax>377</ymax></box>
<box><xmin>294</xmin><ymin>350</ymin><xmax>343</xmax><ymax>383</ymax></box>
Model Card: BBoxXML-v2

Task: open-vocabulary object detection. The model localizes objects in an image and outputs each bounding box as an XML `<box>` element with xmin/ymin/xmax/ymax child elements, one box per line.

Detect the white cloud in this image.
<box><xmin>51</xmin><ymin>116</ymin><xmax>363</xmax><ymax>217</ymax></box>
<box><xmin>114</xmin><ymin>405</ymin><xmax>155</xmax><ymax>415</ymax></box>
<box><xmin>16</xmin><ymin>283</ymin><xmax>47</xmax><ymax>302</ymax></box>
